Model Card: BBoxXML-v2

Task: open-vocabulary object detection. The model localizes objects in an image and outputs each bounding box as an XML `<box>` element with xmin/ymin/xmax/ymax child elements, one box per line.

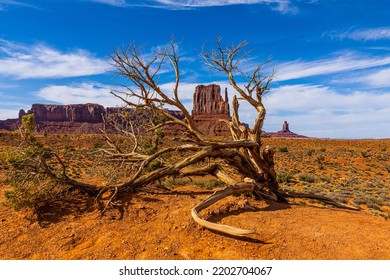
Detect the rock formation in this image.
<box><xmin>281</xmin><ymin>121</ymin><xmax>290</xmax><ymax>132</ymax></box>
<box><xmin>28</xmin><ymin>103</ymin><xmax>105</xmax><ymax>123</ymax></box>
<box><xmin>0</xmin><ymin>118</ymin><xmax>19</xmax><ymax>131</ymax></box>
<box><xmin>21</xmin><ymin>103</ymin><xmax>106</xmax><ymax>134</ymax></box>
<box><xmin>0</xmin><ymin>85</ymin><xmax>308</xmax><ymax>138</ymax></box>
<box><xmin>192</xmin><ymin>84</ymin><xmax>231</xmax><ymax>136</ymax></box>
<box><xmin>262</xmin><ymin>121</ymin><xmax>307</xmax><ymax>138</ymax></box>
<box><xmin>192</xmin><ymin>84</ymin><xmax>230</xmax><ymax>116</ymax></box>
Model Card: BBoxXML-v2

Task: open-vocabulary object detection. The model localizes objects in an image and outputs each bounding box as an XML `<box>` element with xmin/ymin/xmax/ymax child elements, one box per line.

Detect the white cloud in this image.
<box><xmin>90</xmin><ymin>0</ymin><xmax>298</xmax><ymax>13</ymax></box>
<box><xmin>266</xmin><ymin>84</ymin><xmax>390</xmax><ymax>111</ymax></box>
<box><xmin>0</xmin><ymin>0</ymin><xmax>32</xmax><ymax>9</ymax></box>
<box><xmin>270</xmin><ymin>0</ymin><xmax>297</xmax><ymax>14</ymax></box>
<box><xmin>0</xmin><ymin>109</ymin><xmax>21</xmax><ymax>119</ymax></box>
<box><xmin>327</xmin><ymin>27</ymin><xmax>390</xmax><ymax>41</ymax></box>
<box><xmin>89</xmin><ymin>0</ymin><xmax>128</xmax><ymax>7</ymax></box>
<box><xmin>157</xmin><ymin>0</ymin><xmax>298</xmax><ymax>14</ymax></box>
<box><xmin>364</xmin><ymin>68</ymin><xmax>390</xmax><ymax>87</ymax></box>
<box><xmin>262</xmin><ymin>84</ymin><xmax>390</xmax><ymax>138</ymax></box>
<box><xmin>36</xmin><ymin>83</ymin><xmax>123</xmax><ymax>107</ymax></box>
<box><xmin>0</xmin><ymin>39</ymin><xmax>109</xmax><ymax>79</ymax></box>
<box><xmin>275</xmin><ymin>51</ymin><xmax>390</xmax><ymax>81</ymax></box>
<box><xmin>0</xmin><ymin>82</ymin><xmax>17</xmax><ymax>88</ymax></box>
<box><xmin>153</xmin><ymin>0</ymin><xmax>285</xmax><ymax>7</ymax></box>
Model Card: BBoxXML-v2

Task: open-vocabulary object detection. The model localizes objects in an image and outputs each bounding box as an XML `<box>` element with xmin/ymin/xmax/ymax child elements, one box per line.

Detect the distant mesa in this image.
<box><xmin>0</xmin><ymin>84</ymin><xmax>307</xmax><ymax>138</ymax></box>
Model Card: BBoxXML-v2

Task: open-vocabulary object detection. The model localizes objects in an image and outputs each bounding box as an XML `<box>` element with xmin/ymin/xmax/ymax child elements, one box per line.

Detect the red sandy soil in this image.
<box><xmin>1</xmin><ymin>184</ymin><xmax>389</xmax><ymax>260</ymax></box>
<box><xmin>1</xmin><ymin>134</ymin><xmax>389</xmax><ymax>259</ymax></box>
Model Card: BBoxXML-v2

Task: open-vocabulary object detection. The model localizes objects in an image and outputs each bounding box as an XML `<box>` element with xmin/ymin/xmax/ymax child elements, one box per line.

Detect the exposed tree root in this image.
<box><xmin>191</xmin><ymin>183</ymin><xmax>257</xmax><ymax>237</ymax></box>
<box><xmin>284</xmin><ymin>191</ymin><xmax>360</xmax><ymax>211</ymax></box>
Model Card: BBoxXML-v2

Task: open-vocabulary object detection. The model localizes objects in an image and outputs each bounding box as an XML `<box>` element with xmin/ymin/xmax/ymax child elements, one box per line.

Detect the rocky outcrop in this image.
<box><xmin>192</xmin><ymin>84</ymin><xmax>230</xmax><ymax>116</ymax></box>
<box><xmin>18</xmin><ymin>103</ymin><xmax>105</xmax><ymax>134</ymax></box>
<box><xmin>192</xmin><ymin>84</ymin><xmax>231</xmax><ymax>136</ymax></box>
<box><xmin>28</xmin><ymin>103</ymin><xmax>105</xmax><ymax>123</ymax></box>
<box><xmin>0</xmin><ymin>118</ymin><xmax>19</xmax><ymax>131</ymax></box>
<box><xmin>262</xmin><ymin>121</ymin><xmax>308</xmax><ymax>138</ymax></box>
<box><xmin>281</xmin><ymin>121</ymin><xmax>290</xmax><ymax>132</ymax></box>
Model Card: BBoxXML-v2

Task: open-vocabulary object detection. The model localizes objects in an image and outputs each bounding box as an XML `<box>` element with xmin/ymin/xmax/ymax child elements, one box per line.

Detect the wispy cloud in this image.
<box><xmin>326</xmin><ymin>27</ymin><xmax>390</xmax><ymax>41</ymax></box>
<box><xmin>363</xmin><ymin>68</ymin><xmax>390</xmax><ymax>88</ymax></box>
<box><xmin>0</xmin><ymin>0</ymin><xmax>36</xmax><ymax>10</ymax></box>
<box><xmin>0</xmin><ymin>82</ymin><xmax>17</xmax><ymax>88</ymax></box>
<box><xmin>0</xmin><ymin>39</ymin><xmax>109</xmax><ymax>79</ymax></box>
<box><xmin>0</xmin><ymin>109</ymin><xmax>23</xmax><ymax>119</ymax></box>
<box><xmin>266</xmin><ymin>84</ymin><xmax>389</xmax><ymax>111</ymax></box>
<box><xmin>89</xmin><ymin>0</ymin><xmax>128</xmax><ymax>7</ymax></box>
<box><xmin>275</xmin><ymin>51</ymin><xmax>390</xmax><ymax>81</ymax></box>
<box><xmin>90</xmin><ymin>0</ymin><xmax>298</xmax><ymax>14</ymax></box>
<box><xmin>36</xmin><ymin>82</ymin><xmax>122</xmax><ymax>107</ymax></box>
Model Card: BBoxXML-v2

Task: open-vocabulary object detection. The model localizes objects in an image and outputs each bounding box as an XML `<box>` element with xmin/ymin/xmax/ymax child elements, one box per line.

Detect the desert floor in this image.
<box><xmin>0</xmin><ymin>134</ymin><xmax>389</xmax><ymax>259</ymax></box>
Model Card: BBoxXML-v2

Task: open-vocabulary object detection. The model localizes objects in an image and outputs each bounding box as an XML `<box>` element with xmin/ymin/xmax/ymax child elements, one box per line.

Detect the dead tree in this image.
<box><xmin>4</xmin><ymin>38</ymin><xmax>357</xmax><ymax>237</ymax></box>
<box><xmin>105</xmin><ymin>38</ymin><xmax>357</xmax><ymax>235</ymax></box>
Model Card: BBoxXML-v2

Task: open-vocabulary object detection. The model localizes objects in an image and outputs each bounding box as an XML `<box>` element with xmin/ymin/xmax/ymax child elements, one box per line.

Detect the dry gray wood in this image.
<box><xmin>191</xmin><ymin>183</ymin><xmax>257</xmax><ymax>237</ymax></box>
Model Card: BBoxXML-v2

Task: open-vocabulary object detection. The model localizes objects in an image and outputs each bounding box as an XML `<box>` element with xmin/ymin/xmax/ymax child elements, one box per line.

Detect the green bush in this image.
<box><xmin>307</xmin><ymin>149</ymin><xmax>315</xmax><ymax>156</ymax></box>
<box><xmin>3</xmin><ymin>114</ymin><xmax>68</xmax><ymax>211</ymax></box>
<box><xmin>194</xmin><ymin>179</ymin><xmax>225</xmax><ymax>189</ymax></box>
<box><xmin>277</xmin><ymin>170</ymin><xmax>294</xmax><ymax>184</ymax></box>
<box><xmin>298</xmin><ymin>173</ymin><xmax>316</xmax><ymax>183</ymax></box>
<box><xmin>278</xmin><ymin>146</ymin><xmax>289</xmax><ymax>153</ymax></box>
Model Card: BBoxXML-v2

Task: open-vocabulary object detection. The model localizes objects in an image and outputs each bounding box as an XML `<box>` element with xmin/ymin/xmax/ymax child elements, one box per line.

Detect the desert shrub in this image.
<box><xmin>139</xmin><ymin>139</ymin><xmax>157</xmax><ymax>155</ymax></box>
<box><xmin>278</xmin><ymin>146</ymin><xmax>288</xmax><ymax>153</ymax></box>
<box><xmin>319</xmin><ymin>175</ymin><xmax>332</xmax><ymax>183</ymax></box>
<box><xmin>361</xmin><ymin>150</ymin><xmax>371</xmax><ymax>158</ymax></box>
<box><xmin>3</xmin><ymin>115</ymin><xmax>69</xmax><ymax>211</ymax></box>
<box><xmin>165</xmin><ymin>178</ymin><xmax>192</xmax><ymax>187</ymax></box>
<box><xmin>366</xmin><ymin>201</ymin><xmax>381</xmax><ymax>210</ymax></box>
<box><xmin>165</xmin><ymin>178</ymin><xmax>224</xmax><ymax>189</ymax></box>
<box><xmin>277</xmin><ymin>170</ymin><xmax>294</xmax><ymax>184</ymax></box>
<box><xmin>298</xmin><ymin>173</ymin><xmax>316</xmax><ymax>183</ymax></box>
<box><xmin>194</xmin><ymin>179</ymin><xmax>225</xmax><ymax>189</ymax></box>
<box><xmin>315</xmin><ymin>155</ymin><xmax>325</xmax><ymax>164</ymax></box>
<box><xmin>4</xmin><ymin>145</ymin><xmax>67</xmax><ymax>210</ymax></box>
<box><xmin>145</xmin><ymin>159</ymin><xmax>162</xmax><ymax>172</ymax></box>
<box><xmin>353</xmin><ymin>198</ymin><xmax>367</xmax><ymax>205</ymax></box>
<box><xmin>307</xmin><ymin>149</ymin><xmax>315</xmax><ymax>156</ymax></box>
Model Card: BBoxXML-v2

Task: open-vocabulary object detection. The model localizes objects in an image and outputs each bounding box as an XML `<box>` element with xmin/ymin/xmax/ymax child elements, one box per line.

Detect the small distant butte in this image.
<box><xmin>0</xmin><ymin>84</ymin><xmax>308</xmax><ymax>138</ymax></box>
<box><xmin>262</xmin><ymin>121</ymin><xmax>308</xmax><ymax>138</ymax></box>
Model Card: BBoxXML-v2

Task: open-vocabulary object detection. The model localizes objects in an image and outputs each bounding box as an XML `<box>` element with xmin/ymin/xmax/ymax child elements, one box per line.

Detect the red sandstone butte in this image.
<box><xmin>192</xmin><ymin>84</ymin><xmax>231</xmax><ymax>136</ymax></box>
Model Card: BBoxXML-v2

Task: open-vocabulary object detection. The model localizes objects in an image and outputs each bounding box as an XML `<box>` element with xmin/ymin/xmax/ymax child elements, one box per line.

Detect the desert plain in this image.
<box><xmin>0</xmin><ymin>132</ymin><xmax>389</xmax><ymax>259</ymax></box>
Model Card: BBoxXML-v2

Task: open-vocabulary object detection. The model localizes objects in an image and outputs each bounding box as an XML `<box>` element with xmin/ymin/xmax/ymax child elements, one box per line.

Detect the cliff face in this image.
<box><xmin>28</xmin><ymin>104</ymin><xmax>105</xmax><ymax>123</ymax></box>
<box><xmin>0</xmin><ymin>118</ymin><xmax>19</xmax><ymax>131</ymax></box>
<box><xmin>192</xmin><ymin>84</ymin><xmax>229</xmax><ymax>116</ymax></box>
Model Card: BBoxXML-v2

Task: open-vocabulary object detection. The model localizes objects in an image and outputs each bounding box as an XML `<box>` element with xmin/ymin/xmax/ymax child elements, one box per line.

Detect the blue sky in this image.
<box><xmin>0</xmin><ymin>0</ymin><xmax>389</xmax><ymax>138</ymax></box>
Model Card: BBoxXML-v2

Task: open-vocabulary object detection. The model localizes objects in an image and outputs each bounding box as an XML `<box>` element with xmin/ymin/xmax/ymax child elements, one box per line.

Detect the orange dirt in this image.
<box><xmin>0</xmin><ymin>134</ymin><xmax>389</xmax><ymax>259</ymax></box>
<box><xmin>0</xmin><ymin>184</ymin><xmax>389</xmax><ymax>260</ymax></box>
